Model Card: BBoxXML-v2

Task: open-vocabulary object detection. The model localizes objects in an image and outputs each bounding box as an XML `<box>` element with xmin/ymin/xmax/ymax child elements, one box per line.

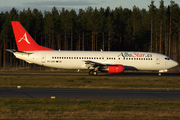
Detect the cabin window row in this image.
<box><xmin>51</xmin><ymin>57</ymin><xmax>152</xmax><ymax>60</ymax></box>
<box><xmin>52</xmin><ymin>57</ymin><xmax>105</xmax><ymax>60</ymax></box>
<box><xmin>52</xmin><ymin>57</ymin><xmax>122</xmax><ymax>60</ymax></box>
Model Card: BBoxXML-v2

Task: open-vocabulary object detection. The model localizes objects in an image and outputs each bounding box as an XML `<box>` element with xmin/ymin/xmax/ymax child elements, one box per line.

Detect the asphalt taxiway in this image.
<box><xmin>0</xmin><ymin>88</ymin><xmax>180</xmax><ymax>100</ymax></box>
<box><xmin>0</xmin><ymin>72</ymin><xmax>180</xmax><ymax>77</ymax></box>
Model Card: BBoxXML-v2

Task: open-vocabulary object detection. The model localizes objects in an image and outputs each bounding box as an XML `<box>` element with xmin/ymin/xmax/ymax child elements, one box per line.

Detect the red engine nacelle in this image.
<box><xmin>101</xmin><ymin>65</ymin><xmax>124</xmax><ymax>73</ymax></box>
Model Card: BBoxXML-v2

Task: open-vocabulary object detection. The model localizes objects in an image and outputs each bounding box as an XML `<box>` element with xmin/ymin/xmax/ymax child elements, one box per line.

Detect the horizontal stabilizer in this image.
<box><xmin>6</xmin><ymin>49</ymin><xmax>14</xmax><ymax>53</ymax></box>
<box><xmin>6</xmin><ymin>49</ymin><xmax>33</xmax><ymax>55</ymax></box>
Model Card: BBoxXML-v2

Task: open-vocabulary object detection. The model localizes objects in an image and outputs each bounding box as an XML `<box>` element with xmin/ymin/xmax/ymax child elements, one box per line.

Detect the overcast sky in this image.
<box><xmin>1</xmin><ymin>0</ymin><xmax>180</xmax><ymax>13</ymax></box>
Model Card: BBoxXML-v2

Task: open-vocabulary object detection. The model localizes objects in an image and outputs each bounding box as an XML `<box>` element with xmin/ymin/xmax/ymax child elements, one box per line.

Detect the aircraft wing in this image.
<box><xmin>84</xmin><ymin>60</ymin><xmax>115</xmax><ymax>70</ymax></box>
<box><xmin>85</xmin><ymin>60</ymin><xmax>106</xmax><ymax>67</ymax></box>
<box><xmin>85</xmin><ymin>60</ymin><xmax>138</xmax><ymax>71</ymax></box>
<box><xmin>84</xmin><ymin>60</ymin><xmax>124</xmax><ymax>75</ymax></box>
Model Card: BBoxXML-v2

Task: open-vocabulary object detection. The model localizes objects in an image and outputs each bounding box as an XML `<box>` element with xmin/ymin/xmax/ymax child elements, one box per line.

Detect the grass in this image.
<box><xmin>0</xmin><ymin>98</ymin><xmax>180</xmax><ymax>119</ymax></box>
<box><xmin>0</xmin><ymin>71</ymin><xmax>180</xmax><ymax>119</ymax></box>
<box><xmin>0</xmin><ymin>75</ymin><xmax>180</xmax><ymax>90</ymax></box>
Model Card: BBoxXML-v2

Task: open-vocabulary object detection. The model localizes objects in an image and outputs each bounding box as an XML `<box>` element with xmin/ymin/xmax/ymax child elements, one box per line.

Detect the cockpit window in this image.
<box><xmin>165</xmin><ymin>57</ymin><xmax>170</xmax><ymax>60</ymax></box>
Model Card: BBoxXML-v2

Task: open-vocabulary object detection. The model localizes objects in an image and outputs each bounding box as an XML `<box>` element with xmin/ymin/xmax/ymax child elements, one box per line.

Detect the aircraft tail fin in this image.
<box><xmin>11</xmin><ymin>21</ymin><xmax>53</xmax><ymax>51</ymax></box>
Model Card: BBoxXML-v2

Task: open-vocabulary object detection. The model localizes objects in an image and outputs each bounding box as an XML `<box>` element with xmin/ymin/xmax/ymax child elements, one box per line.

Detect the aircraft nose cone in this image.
<box><xmin>175</xmin><ymin>61</ymin><xmax>178</xmax><ymax>67</ymax></box>
<box><xmin>172</xmin><ymin>60</ymin><xmax>178</xmax><ymax>67</ymax></box>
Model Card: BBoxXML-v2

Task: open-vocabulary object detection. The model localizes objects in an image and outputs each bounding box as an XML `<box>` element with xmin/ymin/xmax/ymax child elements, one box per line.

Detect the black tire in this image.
<box><xmin>89</xmin><ymin>70</ymin><xmax>93</xmax><ymax>75</ymax></box>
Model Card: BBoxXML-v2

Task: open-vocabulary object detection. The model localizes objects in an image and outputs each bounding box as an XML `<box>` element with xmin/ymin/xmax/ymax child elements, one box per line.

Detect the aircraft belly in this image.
<box><xmin>62</xmin><ymin>60</ymin><xmax>86</xmax><ymax>69</ymax></box>
<box><xmin>42</xmin><ymin>60</ymin><xmax>86</xmax><ymax>69</ymax></box>
<box><xmin>122</xmin><ymin>61</ymin><xmax>161</xmax><ymax>70</ymax></box>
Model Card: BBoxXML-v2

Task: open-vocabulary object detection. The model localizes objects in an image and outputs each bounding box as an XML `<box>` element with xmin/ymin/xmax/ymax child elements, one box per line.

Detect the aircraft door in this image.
<box><xmin>156</xmin><ymin>55</ymin><xmax>160</xmax><ymax>64</ymax></box>
<box><xmin>165</xmin><ymin>60</ymin><xmax>167</xmax><ymax>68</ymax></box>
<box><xmin>41</xmin><ymin>54</ymin><xmax>46</xmax><ymax>63</ymax></box>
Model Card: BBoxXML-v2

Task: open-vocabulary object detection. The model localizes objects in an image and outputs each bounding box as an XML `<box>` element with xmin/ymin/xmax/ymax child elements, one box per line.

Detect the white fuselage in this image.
<box><xmin>13</xmin><ymin>51</ymin><xmax>178</xmax><ymax>71</ymax></box>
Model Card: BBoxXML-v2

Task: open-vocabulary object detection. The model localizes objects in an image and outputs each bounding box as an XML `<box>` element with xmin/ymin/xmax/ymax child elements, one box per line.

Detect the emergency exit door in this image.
<box><xmin>41</xmin><ymin>54</ymin><xmax>46</xmax><ymax>63</ymax></box>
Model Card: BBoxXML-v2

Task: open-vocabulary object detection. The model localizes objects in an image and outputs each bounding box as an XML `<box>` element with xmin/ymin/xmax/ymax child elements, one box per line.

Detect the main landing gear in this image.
<box><xmin>89</xmin><ymin>70</ymin><xmax>98</xmax><ymax>76</ymax></box>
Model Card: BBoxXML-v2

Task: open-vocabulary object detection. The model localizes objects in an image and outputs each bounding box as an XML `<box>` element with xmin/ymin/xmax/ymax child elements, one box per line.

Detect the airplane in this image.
<box><xmin>6</xmin><ymin>21</ymin><xmax>178</xmax><ymax>76</ymax></box>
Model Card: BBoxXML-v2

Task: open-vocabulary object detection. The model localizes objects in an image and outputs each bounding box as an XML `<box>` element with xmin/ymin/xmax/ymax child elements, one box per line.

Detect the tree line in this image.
<box><xmin>0</xmin><ymin>0</ymin><xmax>180</xmax><ymax>70</ymax></box>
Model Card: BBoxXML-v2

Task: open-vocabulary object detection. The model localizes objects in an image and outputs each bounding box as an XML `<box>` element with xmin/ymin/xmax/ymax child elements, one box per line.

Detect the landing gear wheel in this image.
<box><xmin>89</xmin><ymin>70</ymin><xmax>93</xmax><ymax>75</ymax></box>
<box><xmin>89</xmin><ymin>70</ymin><xmax>98</xmax><ymax>76</ymax></box>
<box><xmin>93</xmin><ymin>71</ymin><xmax>98</xmax><ymax>76</ymax></box>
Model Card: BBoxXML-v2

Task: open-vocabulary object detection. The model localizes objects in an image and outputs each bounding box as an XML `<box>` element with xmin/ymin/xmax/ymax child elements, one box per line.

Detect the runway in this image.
<box><xmin>0</xmin><ymin>72</ymin><xmax>180</xmax><ymax>77</ymax></box>
<box><xmin>0</xmin><ymin>88</ymin><xmax>180</xmax><ymax>100</ymax></box>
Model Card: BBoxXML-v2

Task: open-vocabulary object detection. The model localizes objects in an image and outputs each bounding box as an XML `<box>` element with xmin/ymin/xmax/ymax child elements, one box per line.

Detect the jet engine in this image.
<box><xmin>100</xmin><ymin>65</ymin><xmax>124</xmax><ymax>73</ymax></box>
